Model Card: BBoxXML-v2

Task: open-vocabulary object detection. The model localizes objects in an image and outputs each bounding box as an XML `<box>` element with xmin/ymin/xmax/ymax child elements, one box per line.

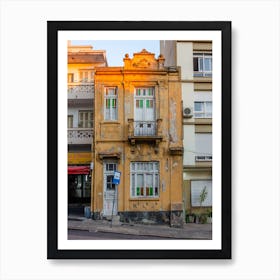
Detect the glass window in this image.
<box><xmin>191</xmin><ymin>180</ymin><xmax>212</xmax><ymax>207</ymax></box>
<box><xmin>130</xmin><ymin>162</ymin><xmax>159</xmax><ymax>198</ymax></box>
<box><xmin>68</xmin><ymin>73</ymin><xmax>74</xmax><ymax>83</ymax></box>
<box><xmin>79</xmin><ymin>71</ymin><xmax>91</xmax><ymax>82</ymax></box>
<box><xmin>193</xmin><ymin>53</ymin><xmax>212</xmax><ymax>77</ymax></box>
<box><xmin>78</xmin><ymin>111</ymin><xmax>93</xmax><ymax>128</ymax></box>
<box><xmin>195</xmin><ymin>133</ymin><xmax>212</xmax><ymax>161</ymax></box>
<box><xmin>68</xmin><ymin>115</ymin><xmax>73</xmax><ymax>128</ymax></box>
<box><xmin>104</xmin><ymin>87</ymin><xmax>117</xmax><ymax>120</ymax></box>
<box><xmin>194</xmin><ymin>101</ymin><xmax>212</xmax><ymax>118</ymax></box>
<box><xmin>106</xmin><ymin>175</ymin><xmax>116</xmax><ymax>190</ymax></box>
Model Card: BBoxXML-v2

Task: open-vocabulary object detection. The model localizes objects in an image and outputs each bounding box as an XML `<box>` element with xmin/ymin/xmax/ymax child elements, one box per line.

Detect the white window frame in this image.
<box><xmin>78</xmin><ymin>110</ymin><xmax>93</xmax><ymax>128</ymax></box>
<box><xmin>191</xmin><ymin>180</ymin><xmax>212</xmax><ymax>207</ymax></box>
<box><xmin>79</xmin><ymin>70</ymin><xmax>94</xmax><ymax>83</ymax></box>
<box><xmin>194</xmin><ymin>101</ymin><xmax>212</xmax><ymax>118</ymax></box>
<box><xmin>134</xmin><ymin>87</ymin><xmax>156</xmax><ymax>136</ymax></box>
<box><xmin>130</xmin><ymin>162</ymin><xmax>159</xmax><ymax>198</ymax></box>
<box><xmin>104</xmin><ymin>87</ymin><xmax>118</xmax><ymax>121</ymax></box>
<box><xmin>193</xmin><ymin>53</ymin><xmax>212</xmax><ymax>77</ymax></box>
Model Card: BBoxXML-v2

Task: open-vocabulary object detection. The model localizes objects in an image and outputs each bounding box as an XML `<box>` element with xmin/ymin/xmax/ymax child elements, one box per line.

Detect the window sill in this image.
<box><xmin>129</xmin><ymin>198</ymin><xmax>160</xmax><ymax>201</ymax></box>
<box><xmin>101</xmin><ymin>121</ymin><xmax>120</xmax><ymax>124</ymax></box>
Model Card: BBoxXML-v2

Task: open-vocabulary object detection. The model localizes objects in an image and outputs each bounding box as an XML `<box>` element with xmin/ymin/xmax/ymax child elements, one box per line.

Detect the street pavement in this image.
<box><xmin>68</xmin><ymin>216</ymin><xmax>212</xmax><ymax>240</ymax></box>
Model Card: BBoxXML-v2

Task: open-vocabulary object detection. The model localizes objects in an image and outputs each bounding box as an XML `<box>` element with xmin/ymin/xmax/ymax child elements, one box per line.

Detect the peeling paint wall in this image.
<box><xmin>169</xmin><ymin>98</ymin><xmax>178</xmax><ymax>143</ymax></box>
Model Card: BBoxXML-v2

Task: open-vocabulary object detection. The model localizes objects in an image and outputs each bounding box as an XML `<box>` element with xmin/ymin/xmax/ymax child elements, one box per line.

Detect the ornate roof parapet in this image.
<box><xmin>123</xmin><ymin>49</ymin><xmax>165</xmax><ymax>70</ymax></box>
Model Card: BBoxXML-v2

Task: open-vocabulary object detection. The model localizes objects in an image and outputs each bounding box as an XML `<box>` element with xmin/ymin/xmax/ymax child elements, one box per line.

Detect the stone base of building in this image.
<box><xmin>91</xmin><ymin>210</ymin><xmax>184</xmax><ymax>228</ymax></box>
<box><xmin>119</xmin><ymin>211</ymin><xmax>184</xmax><ymax>228</ymax></box>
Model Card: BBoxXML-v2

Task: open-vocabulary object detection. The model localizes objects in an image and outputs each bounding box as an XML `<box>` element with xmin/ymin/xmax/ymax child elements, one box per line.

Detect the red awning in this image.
<box><xmin>68</xmin><ymin>166</ymin><xmax>90</xmax><ymax>175</ymax></box>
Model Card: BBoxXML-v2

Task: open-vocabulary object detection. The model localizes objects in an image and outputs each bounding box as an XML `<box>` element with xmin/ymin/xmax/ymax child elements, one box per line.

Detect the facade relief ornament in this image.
<box><xmin>124</xmin><ymin>49</ymin><xmax>165</xmax><ymax>70</ymax></box>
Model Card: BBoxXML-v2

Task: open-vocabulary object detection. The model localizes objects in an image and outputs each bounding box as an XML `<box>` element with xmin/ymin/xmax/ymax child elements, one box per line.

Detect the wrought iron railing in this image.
<box><xmin>68</xmin><ymin>128</ymin><xmax>93</xmax><ymax>144</ymax></box>
<box><xmin>134</xmin><ymin>121</ymin><xmax>156</xmax><ymax>136</ymax></box>
<box><xmin>67</xmin><ymin>84</ymin><xmax>94</xmax><ymax>99</ymax></box>
<box><xmin>128</xmin><ymin>119</ymin><xmax>162</xmax><ymax>137</ymax></box>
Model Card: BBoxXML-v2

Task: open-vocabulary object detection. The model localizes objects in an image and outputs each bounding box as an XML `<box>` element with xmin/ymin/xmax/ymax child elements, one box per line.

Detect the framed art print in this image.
<box><xmin>47</xmin><ymin>21</ymin><xmax>231</xmax><ymax>259</ymax></box>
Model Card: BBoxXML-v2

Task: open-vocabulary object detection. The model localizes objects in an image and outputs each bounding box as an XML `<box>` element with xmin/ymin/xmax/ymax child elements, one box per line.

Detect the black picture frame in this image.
<box><xmin>47</xmin><ymin>21</ymin><xmax>231</xmax><ymax>259</ymax></box>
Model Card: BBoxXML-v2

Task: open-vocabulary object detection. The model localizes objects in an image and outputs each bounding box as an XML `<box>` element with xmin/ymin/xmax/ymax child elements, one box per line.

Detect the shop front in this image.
<box><xmin>68</xmin><ymin>165</ymin><xmax>91</xmax><ymax>214</ymax></box>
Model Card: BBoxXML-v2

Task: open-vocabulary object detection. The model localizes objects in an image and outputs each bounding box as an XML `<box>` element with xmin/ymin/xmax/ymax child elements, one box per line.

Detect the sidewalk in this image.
<box><xmin>68</xmin><ymin>216</ymin><xmax>212</xmax><ymax>239</ymax></box>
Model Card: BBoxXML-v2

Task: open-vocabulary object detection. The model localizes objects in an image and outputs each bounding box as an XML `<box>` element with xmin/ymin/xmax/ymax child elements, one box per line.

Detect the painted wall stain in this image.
<box><xmin>170</xmin><ymin>98</ymin><xmax>178</xmax><ymax>143</ymax></box>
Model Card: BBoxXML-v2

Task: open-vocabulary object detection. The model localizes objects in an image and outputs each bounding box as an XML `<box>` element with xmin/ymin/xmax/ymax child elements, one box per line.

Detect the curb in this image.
<box><xmin>68</xmin><ymin>225</ymin><xmax>211</xmax><ymax>240</ymax></box>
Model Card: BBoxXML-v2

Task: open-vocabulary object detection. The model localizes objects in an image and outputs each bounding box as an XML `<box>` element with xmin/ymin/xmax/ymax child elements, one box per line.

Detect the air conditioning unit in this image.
<box><xmin>183</xmin><ymin>107</ymin><xmax>193</xmax><ymax>118</ymax></box>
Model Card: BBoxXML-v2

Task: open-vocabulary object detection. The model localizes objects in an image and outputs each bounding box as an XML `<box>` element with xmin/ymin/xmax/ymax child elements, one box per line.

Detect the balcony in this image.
<box><xmin>68</xmin><ymin>84</ymin><xmax>94</xmax><ymax>100</ymax></box>
<box><xmin>128</xmin><ymin>119</ymin><xmax>163</xmax><ymax>152</ymax></box>
<box><xmin>68</xmin><ymin>128</ymin><xmax>93</xmax><ymax>145</ymax></box>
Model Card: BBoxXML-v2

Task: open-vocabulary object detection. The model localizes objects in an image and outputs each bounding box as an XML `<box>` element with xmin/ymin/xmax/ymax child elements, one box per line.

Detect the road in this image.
<box><xmin>68</xmin><ymin>229</ymin><xmax>172</xmax><ymax>240</ymax></box>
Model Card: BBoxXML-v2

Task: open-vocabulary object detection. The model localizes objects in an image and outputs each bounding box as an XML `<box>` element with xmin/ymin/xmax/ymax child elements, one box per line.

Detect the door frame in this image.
<box><xmin>102</xmin><ymin>162</ymin><xmax>118</xmax><ymax>217</ymax></box>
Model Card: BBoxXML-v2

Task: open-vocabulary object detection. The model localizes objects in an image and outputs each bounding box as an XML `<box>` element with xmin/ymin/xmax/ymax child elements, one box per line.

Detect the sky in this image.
<box><xmin>71</xmin><ymin>40</ymin><xmax>160</xmax><ymax>66</ymax></box>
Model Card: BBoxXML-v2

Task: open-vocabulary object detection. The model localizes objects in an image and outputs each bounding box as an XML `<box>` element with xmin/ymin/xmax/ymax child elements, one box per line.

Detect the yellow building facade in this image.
<box><xmin>92</xmin><ymin>50</ymin><xmax>184</xmax><ymax>226</ymax></box>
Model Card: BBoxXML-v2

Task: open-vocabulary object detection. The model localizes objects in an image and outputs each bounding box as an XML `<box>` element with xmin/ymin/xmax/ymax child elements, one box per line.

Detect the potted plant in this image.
<box><xmin>207</xmin><ymin>210</ymin><xmax>212</xmax><ymax>223</ymax></box>
<box><xmin>200</xmin><ymin>213</ymin><xmax>208</xmax><ymax>224</ymax></box>
<box><xmin>185</xmin><ymin>210</ymin><xmax>195</xmax><ymax>223</ymax></box>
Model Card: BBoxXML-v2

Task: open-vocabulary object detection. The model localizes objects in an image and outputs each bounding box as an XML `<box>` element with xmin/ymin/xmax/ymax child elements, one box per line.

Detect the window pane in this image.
<box><xmin>111</xmin><ymin>108</ymin><xmax>117</xmax><ymax>120</ymax></box>
<box><xmin>194</xmin><ymin>102</ymin><xmax>203</xmax><ymax>111</ymax></box>
<box><xmin>199</xmin><ymin>58</ymin><xmax>203</xmax><ymax>71</ymax></box>
<box><xmin>68</xmin><ymin>115</ymin><xmax>73</xmax><ymax>128</ymax></box>
<box><xmin>105</xmin><ymin>109</ymin><xmax>110</xmax><ymax>120</ymax></box>
<box><xmin>137</xmin><ymin>174</ymin><xmax>144</xmax><ymax>189</ymax></box>
<box><xmin>155</xmin><ymin>175</ymin><xmax>159</xmax><ymax>195</ymax></box>
<box><xmin>106</xmin><ymin>99</ymin><xmax>110</xmax><ymax>108</ymax></box>
<box><xmin>191</xmin><ymin>180</ymin><xmax>212</xmax><ymax>207</ymax></box>
<box><xmin>111</xmin><ymin>98</ymin><xmax>116</xmax><ymax>108</ymax></box>
<box><xmin>146</xmin><ymin>100</ymin><xmax>154</xmax><ymax>108</ymax></box>
<box><xmin>131</xmin><ymin>174</ymin><xmax>135</xmax><ymax>196</ymax></box>
<box><xmin>205</xmin><ymin>102</ymin><xmax>212</xmax><ymax>112</ymax></box>
<box><xmin>154</xmin><ymin>162</ymin><xmax>159</xmax><ymax>171</ymax></box>
<box><xmin>193</xmin><ymin>57</ymin><xmax>198</xmax><ymax>71</ymax></box>
<box><xmin>204</xmin><ymin>58</ymin><xmax>212</xmax><ymax>71</ymax></box>
<box><xmin>146</xmin><ymin>174</ymin><xmax>153</xmax><ymax>188</ymax></box>
<box><xmin>195</xmin><ymin>133</ymin><xmax>212</xmax><ymax>155</ymax></box>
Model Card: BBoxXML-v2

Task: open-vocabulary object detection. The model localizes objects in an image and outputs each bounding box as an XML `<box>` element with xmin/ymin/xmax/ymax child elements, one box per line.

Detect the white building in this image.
<box><xmin>67</xmin><ymin>42</ymin><xmax>107</xmax><ymax>212</ymax></box>
<box><xmin>160</xmin><ymin>40</ymin><xmax>212</xmax><ymax>217</ymax></box>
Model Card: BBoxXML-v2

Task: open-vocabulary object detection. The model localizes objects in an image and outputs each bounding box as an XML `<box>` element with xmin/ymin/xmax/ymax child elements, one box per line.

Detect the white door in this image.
<box><xmin>103</xmin><ymin>163</ymin><xmax>118</xmax><ymax>216</ymax></box>
<box><xmin>134</xmin><ymin>88</ymin><xmax>155</xmax><ymax>136</ymax></box>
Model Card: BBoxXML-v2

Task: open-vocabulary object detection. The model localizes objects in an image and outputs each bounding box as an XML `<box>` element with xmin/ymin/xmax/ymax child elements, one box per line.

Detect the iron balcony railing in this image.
<box><xmin>67</xmin><ymin>84</ymin><xmax>94</xmax><ymax>99</ymax></box>
<box><xmin>68</xmin><ymin>128</ymin><xmax>93</xmax><ymax>144</ymax></box>
<box><xmin>134</xmin><ymin>121</ymin><xmax>156</xmax><ymax>136</ymax></box>
<box><xmin>128</xmin><ymin>119</ymin><xmax>162</xmax><ymax>137</ymax></box>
